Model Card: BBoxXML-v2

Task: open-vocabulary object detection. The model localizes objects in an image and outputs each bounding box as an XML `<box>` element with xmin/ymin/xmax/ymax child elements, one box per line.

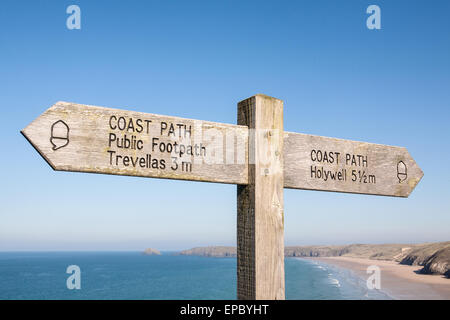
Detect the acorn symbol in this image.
<box><xmin>397</xmin><ymin>161</ymin><xmax>407</xmax><ymax>183</ymax></box>
<box><xmin>50</xmin><ymin>120</ymin><xmax>69</xmax><ymax>151</ymax></box>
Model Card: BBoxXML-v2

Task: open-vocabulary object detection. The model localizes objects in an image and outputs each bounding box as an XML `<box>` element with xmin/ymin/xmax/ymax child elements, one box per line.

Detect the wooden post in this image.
<box><xmin>237</xmin><ymin>94</ymin><xmax>285</xmax><ymax>300</ymax></box>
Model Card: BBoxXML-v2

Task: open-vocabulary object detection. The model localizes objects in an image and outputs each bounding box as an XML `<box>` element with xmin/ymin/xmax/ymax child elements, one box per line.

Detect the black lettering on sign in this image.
<box><xmin>109</xmin><ymin>115</ymin><xmax>152</xmax><ymax>134</ymax></box>
<box><xmin>106</xmin><ymin>117</ymin><xmax>199</xmax><ymax>174</ymax></box>
<box><xmin>161</xmin><ymin>121</ymin><xmax>192</xmax><ymax>138</ymax></box>
<box><xmin>346</xmin><ymin>153</ymin><xmax>368</xmax><ymax>167</ymax></box>
<box><xmin>109</xmin><ymin>132</ymin><xmax>143</xmax><ymax>150</ymax></box>
<box><xmin>310</xmin><ymin>149</ymin><xmax>340</xmax><ymax>164</ymax></box>
<box><xmin>309</xmin><ymin>149</ymin><xmax>375</xmax><ymax>184</ymax></box>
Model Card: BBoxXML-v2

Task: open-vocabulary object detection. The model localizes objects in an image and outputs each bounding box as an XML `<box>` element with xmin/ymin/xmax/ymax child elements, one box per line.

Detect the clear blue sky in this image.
<box><xmin>0</xmin><ymin>0</ymin><xmax>449</xmax><ymax>250</ymax></box>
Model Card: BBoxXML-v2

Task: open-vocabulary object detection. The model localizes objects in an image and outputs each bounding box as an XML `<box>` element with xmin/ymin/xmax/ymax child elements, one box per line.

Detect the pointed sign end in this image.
<box><xmin>404</xmin><ymin>162</ymin><xmax>424</xmax><ymax>198</ymax></box>
<box><xmin>21</xmin><ymin>126</ymin><xmax>57</xmax><ymax>171</ymax></box>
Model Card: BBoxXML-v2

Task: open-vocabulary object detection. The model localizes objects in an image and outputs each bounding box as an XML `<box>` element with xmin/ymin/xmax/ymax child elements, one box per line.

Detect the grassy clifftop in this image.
<box><xmin>178</xmin><ymin>242</ymin><xmax>450</xmax><ymax>277</ymax></box>
<box><xmin>285</xmin><ymin>244</ymin><xmax>409</xmax><ymax>260</ymax></box>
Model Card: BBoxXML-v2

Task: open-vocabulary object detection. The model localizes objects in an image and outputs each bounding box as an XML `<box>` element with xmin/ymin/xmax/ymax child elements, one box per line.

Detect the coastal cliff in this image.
<box><xmin>143</xmin><ymin>248</ymin><xmax>161</xmax><ymax>255</ymax></box>
<box><xmin>178</xmin><ymin>246</ymin><xmax>236</xmax><ymax>257</ymax></box>
<box><xmin>285</xmin><ymin>244</ymin><xmax>413</xmax><ymax>260</ymax></box>
<box><xmin>400</xmin><ymin>243</ymin><xmax>450</xmax><ymax>277</ymax></box>
<box><xmin>178</xmin><ymin>242</ymin><xmax>450</xmax><ymax>277</ymax></box>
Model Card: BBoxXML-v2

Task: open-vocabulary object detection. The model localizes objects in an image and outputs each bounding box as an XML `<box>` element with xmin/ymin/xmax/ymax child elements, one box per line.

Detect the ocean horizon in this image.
<box><xmin>0</xmin><ymin>251</ymin><xmax>392</xmax><ymax>300</ymax></box>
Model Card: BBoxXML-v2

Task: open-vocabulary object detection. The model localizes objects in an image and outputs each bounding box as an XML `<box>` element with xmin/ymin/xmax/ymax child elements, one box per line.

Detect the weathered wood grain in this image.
<box><xmin>284</xmin><ymin>132</ymin><xmax>423</xmax><ymax>197</ymax></box>
<box><xmin>237</xmin><ymin>94</ymin><xmax>285</xmax><ymax>300</ymax></box>
<box><xmin>21</xmin><ymin>101</ymin><xmax>248</xmax><ymax>185</ymax></box>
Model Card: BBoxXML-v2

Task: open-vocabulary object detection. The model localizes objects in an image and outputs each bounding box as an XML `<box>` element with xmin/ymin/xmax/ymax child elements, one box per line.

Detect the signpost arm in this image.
<box><xmin>237</xmin><ymin>94</ymin><xmax>285</xmax><ymax>300</ymax></box>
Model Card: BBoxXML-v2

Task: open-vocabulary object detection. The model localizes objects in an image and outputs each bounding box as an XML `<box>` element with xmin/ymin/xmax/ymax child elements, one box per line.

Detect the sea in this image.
<box><xmin>0</xmin><ymin>252</ymin><xmax>392</xmax><ymax>300</ymax></box>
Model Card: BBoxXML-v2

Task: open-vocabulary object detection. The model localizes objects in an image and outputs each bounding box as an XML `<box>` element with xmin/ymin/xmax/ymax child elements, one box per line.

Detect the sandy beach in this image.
<box><xmin>308</xmin><ymin>257</ymin><xmax>450</xmax><ymax>300</ymax></box>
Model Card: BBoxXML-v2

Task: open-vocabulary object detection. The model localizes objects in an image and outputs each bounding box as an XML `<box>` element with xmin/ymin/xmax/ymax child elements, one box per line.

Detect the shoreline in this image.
<box><xmin>303</xmin><ymin>257</ymin><xmax>450</xmax><ymax>300</ymax></box>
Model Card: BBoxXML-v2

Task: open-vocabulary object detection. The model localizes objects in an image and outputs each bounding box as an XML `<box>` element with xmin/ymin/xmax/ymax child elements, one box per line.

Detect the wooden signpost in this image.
<box><xmin>22</xmin><ymin>94</ymin><xmax>423</xmax><ymax>300</ymax></box>
<box><xmin>284</xmin><ymin>132</ymin><xmax>423</xmax><ymax>197</ymax></box>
